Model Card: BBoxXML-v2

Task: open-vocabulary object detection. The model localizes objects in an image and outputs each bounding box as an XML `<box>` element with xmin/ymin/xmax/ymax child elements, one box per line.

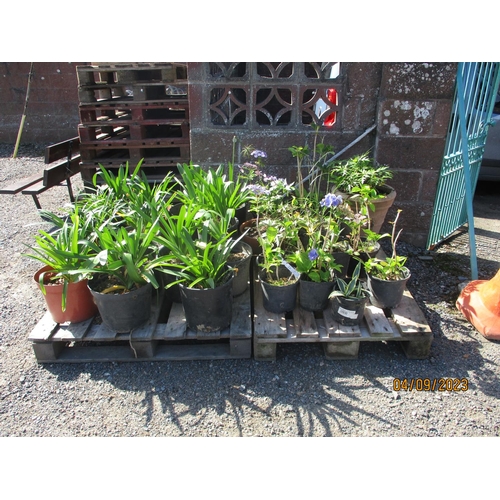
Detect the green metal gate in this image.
<box><xmin>427</xmin><ymin>62</ymin><xmax>500</xmax><ymax>278</ymax></box>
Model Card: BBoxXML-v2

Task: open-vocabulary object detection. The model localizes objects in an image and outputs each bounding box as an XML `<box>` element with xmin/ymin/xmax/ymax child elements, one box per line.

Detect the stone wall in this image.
<box><xmin>375</xmin><ymin>63</ymin><xmax>458</xmax><ymax>246</ymax></box>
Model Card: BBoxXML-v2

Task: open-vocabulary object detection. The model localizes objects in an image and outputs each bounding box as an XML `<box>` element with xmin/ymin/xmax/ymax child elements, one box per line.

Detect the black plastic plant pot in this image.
<box><xmin>164</xmin><ymin>272</ymin><xmax>182</xmax><ymax>303</ymax></box>
<box><xmin>367</xmin><ymin>269</ymin><xmax>411</xmax><ymax>309</ymax></box>
<box><xmin>88</xmin><ymin>280</ymin><xmax>153</xmax><ymax>333</ymax></box>
<box><xmin>227</xmin><ymin>241</ymin><xmax>253</xmax><ymax>297</ymax></box>
<box><xmin>259</xmin><ymin>265</ymin><xmax>299</xmax><ymax>314</ymax></box>
<box><xmin>330</xmin><ymin>294</ymin><xmax>368</xmax><ymax>326</ymax></box>
<box><xmin>179</xmin><ymin>274</ymin><xmax>234</xmax><ymax>333</ymax></box>
<box><xmin>299</xmin><ymin>279</ymin><xmax>334</xmax><ymax>312</ymax></box>
<box><xmin>331</xmin><ymin>251</ymin><xmax>352</xmax><ymax>279</ymax></box>
<box><xmin>235</xmin><ymin>203</ymin><xmax>248</xmax><ymax>231</ymax></box>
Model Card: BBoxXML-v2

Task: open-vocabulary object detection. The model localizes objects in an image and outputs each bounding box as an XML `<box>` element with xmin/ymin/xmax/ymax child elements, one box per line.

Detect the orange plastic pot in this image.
<box><xmin>34</xmin><ymin>266</ymin><xmax>97</xmax><ymax>324</ymax></box>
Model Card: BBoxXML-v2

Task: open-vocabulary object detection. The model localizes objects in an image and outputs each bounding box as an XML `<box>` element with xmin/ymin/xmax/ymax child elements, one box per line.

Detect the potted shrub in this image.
<box><xmin>364</xmin><ymin>210</ymin><xmax>411</xmax><ymax>309</ymax></box>
<box><xmin>292</xmin><ymin>247</ymin><xmax>341</xmax><ymax>312</ymax></box>
<box><xmin>24</xmin><ymin>206</ymin><xmax>98</xmax><ymax>324</ymax></box>
<box><xmin>288</xmin><ymin>193</ymin><xmax>344</xmax><ymax>311</ymax></box>
<box><xmin>328</xmin><ymin>152</ymin><xmax>396</xmax><ymax>232</ymax></box>
<box><xmin>329</xmin><ymin>261</ymin><xmax>371</xmax><ymax>326</ymax></box>
<box><xmin>339</xmin><ymin>202</ymin><xmax>389</xmax><ymax>278</ymax></box>
<box><xmin>156</xmin><ymin>201</ymin><xmax>241</xmax><ymax>333</ymax></box>
<box><xmin>257</xmin><ymin>223</ymin><xmax>299</xmax><ymax>314</ymax></box>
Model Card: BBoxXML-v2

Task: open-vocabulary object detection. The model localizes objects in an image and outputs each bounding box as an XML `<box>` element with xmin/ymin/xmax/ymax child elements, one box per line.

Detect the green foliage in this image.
<box><xmin>176</xmin><ymin>162</ymin><xmax>252</xmax><ymax>221</ymax></box>
<box><xmin>329</xmin><ymin>261</ymin><xmax>370</xmax><ymax>299</ymax></box>
<box><xmin>288</xmin><ymin>126</ymin><xmax>336</xmax><ymax>199</ymax></box>
<box><xmin>364</xmin><ymin>255</ymin><xmax>409</xmax><ymax>281</ymax></box>
<box><xmin>83</xmin><ymin>216</ymin><xmax>162</xmax><ymax>291</ymax></box>
<box><xmin>364</xmin><ymin>209</ymin><xmax>409</xmax><ymax>281</ymax></box>
<box><xmin>156</xmin><ymin>203</ymin><xmax>240</xmax><ymax>289</ymax></box>
<box><xmin>290</xmin><ymin>248</ymin><xmax>340</xmax><ymax>283</ymax></box>
<box><xmin>23</xmin><ymin>206</ymin><xmax>95</xmax><ymax>310</ymax></box>
<box><xmin>328</xmin><ymin>152</ymin><xmax>393</xmax><ymax>194</ymax></box>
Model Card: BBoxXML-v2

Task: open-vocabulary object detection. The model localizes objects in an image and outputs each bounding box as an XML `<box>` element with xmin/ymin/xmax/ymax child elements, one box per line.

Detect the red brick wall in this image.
<box><xmin>0</xmin><ymin>62</ymin><xmax>87</xmax><ymax>144</ymax></box>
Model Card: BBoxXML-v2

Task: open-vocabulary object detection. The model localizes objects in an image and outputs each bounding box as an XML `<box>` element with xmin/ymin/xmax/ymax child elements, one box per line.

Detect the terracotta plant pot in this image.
<box><xmin>367</xmin><ymin>184</ymin><xmax>397</xmax><ymax>233</ymax></box>
<box><xmin>34</xmin><ymin>265</ymin><xmax>97</xmax><ymax>324</ymax></box>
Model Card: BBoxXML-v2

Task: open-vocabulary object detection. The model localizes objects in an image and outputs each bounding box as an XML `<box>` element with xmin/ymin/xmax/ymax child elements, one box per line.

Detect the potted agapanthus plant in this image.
<box><xmin>24</xmin><ymin>206</ymin><xmax>98</xmax><ymax>324</ymax></box>
<box><xmin>156</xmin><ymin>201</ymin><xmax>241</xmax><ymax>333</ymax></box>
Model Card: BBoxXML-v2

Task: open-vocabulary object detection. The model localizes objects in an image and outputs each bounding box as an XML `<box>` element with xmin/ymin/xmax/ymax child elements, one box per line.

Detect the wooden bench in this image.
<box><xmin>0</xmin><ymin>137</ymin><xmax>81</xmax><ymax>210</ymax></box>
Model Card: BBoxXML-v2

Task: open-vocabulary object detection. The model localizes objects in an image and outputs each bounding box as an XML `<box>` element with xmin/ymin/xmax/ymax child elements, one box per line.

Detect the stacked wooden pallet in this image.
<box><xmin>76</xmin><ymin>63</ymin><xmax>190</xmax><ymax>185</ymax></box>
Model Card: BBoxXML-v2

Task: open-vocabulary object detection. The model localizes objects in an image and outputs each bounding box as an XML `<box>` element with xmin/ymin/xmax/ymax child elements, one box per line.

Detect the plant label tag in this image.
<box><xmin>337</xmin><ymin>306</ymin><xmax>358</xmax><ymax>319</ymax></box>
<box><xmin>281</xmin><ymin>259</ymin><xmax>301</xmax><ymax>280</ymax></box>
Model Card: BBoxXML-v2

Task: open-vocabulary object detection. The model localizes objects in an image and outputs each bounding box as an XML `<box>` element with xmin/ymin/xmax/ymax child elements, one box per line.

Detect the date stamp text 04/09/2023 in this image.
<box><xmin>393</xmin><ymin>378</ymin><xmax>469</xmax><ymax>392</ymax></box>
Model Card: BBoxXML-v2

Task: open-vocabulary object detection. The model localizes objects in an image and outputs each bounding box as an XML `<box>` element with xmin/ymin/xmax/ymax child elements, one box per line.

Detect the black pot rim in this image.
<box><xmin>367</xmin><ymin>267</ymin><xmax>411</xmax><ymax>283</ymax></box>
<box><xmin>88</xmin><ymin>278</ymin><xmax>152</xmax><ymax>296</ymax></box>
<box><xmin>178</xmin><ymin>272</ymin><xmax>234</xmax><ymax>291</ymax></box>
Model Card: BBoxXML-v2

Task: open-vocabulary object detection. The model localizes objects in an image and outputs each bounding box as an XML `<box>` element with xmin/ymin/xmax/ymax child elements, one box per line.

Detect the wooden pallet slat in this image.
<box><xmin>161</xmin><ymin>301</ymin><xmax>187</xmax><ymax>339</ymax></box>
<box><xmin>28</xmin><ymin>311</ymin><xmax>59</xmax><ymax>342</ymax></box>
<box><xmin>51</xmin><ymin>317</ymin><xmax>94</xmax><ymax>341</ymax></box>
<box><xmin>322</xmin><ymin>306</ymin><xmax>362</xmax><ymax>338</ymax></box>
<box><xmin>364</xmin><ymin>304</ymin><xmax>394</xmax><ymax>335</ymax></box>
<box><xmin>391</xmin><ymin>290</ymin><xmax>432</xmax><ymax>335</ymax></box>
<box><xmin>293</xmin><ymin>308</ymin><xmax>319</xmax><ymax>338</ymax></box>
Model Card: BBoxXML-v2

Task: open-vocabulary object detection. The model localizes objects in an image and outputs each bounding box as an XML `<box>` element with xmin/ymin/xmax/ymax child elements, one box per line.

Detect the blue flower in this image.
<box><xmin>251</xmin><ymin>150</ymin><xmax>267</xmax><ymax>159</ymax></box>
<box><xmin>308</xmin><ymin>248</ymin><xmax>319</xmax><ymax>261</ymax></box>
<box><xmin>320</xmin><ymin>193</ymin><xmax>342</xmax><ymax>208</ymax></box>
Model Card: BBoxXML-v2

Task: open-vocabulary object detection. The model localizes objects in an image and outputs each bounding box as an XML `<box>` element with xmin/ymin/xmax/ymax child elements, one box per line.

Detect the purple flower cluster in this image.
<box><xmin>320</xmin><ymin>193</ymin><xmax>343</xmax><ymax>208</ymax></box>
<box><xmin>262</xmin><ymin>174</ymin><xmax>278</xmax><ymax>183</ymax></box>
<box><xmin>246</xmin><ymin>184</ymin><xmax>270</xmax><ymax>195</ymax></box>
<box><xmin>251</xmin><ymin>150</ymin><xmax>267</xmax><ymax>159</ymax></box>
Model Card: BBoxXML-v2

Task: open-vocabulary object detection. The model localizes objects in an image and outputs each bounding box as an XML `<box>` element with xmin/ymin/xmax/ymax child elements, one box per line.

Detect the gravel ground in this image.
<box><xmin>1</xmin><ymin>144</ymin><xmax>499</xmax><ymax>472</ymax></box>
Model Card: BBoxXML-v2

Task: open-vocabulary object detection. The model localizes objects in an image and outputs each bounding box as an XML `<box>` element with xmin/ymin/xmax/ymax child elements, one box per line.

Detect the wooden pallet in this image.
<box><xmin>29</xmin><ymin>289</ymin><xmax>252</xmax><ymax>363</ymax></box>
<box><xmin>78</xmin><ymin>101</ymin><xmax>189</xmax><ymax>126</ymax></box>
<box><xmin>253</xmin><ymin>274</ymin><xmax>433</xmax><ymax>361</ymax></box>
<box><xmin>76</xmin><ymin>63</ymin><xmax>188</xmax><ymax>104</ymax></box>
